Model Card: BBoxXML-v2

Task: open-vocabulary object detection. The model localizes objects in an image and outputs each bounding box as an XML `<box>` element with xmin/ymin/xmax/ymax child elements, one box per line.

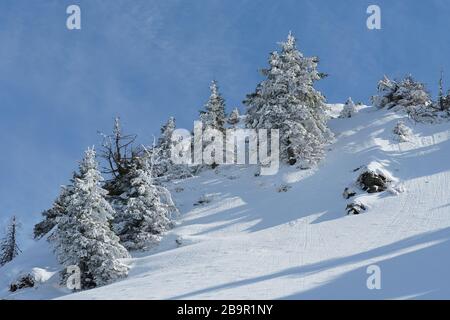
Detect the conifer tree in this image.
<box><xmin>54</xmin><ymin>147</ymin><xmax>129</xmax><ymax>289</ymax></box>
<box><xmin>393</xmin><ymin>121</ymin><xmax>413</xmax><ymax>142</ymax></box>
<box><xmin>372</xmin><ymin>75</ymin><xmax>433</xmax><ymax>122</ymax></box>
<box><xmin>113</xmin><ymin>160</ymin><xmax>175</xmax><ymax>251</ymax></box>
<box><xmin>227</xmin><ymin>108</ymin><xmax>240</xmax><ymax>126</ymax></box>
<box><xmin>0</xmin><ymin>216</ymin><xmax>21</xmax><ymax>267</ymax></box>
<box><xmin>200</xmin><ymin>81</ymin><xmax>227</xmax><ymax>132</ymax></box>
<box><xmin>339</xmin><ymin>97</ymin><xmax>357</xmax><ymax>118</ymax></box>
<box><xmin>145</xmin><ymin>117</ymin><xmax>192</xmax><ymax>181</ymax></box>
<box><xmin>244</xmin><ymin>32</ymin><xmax>333</xmax><ymax>166</ymax></box>
<box><xmin>34</xmin><ymin>185</ymin><xmax>74</xmax><ymax>239</ymax></box>
<box><xmin>197</xmin><ymin>80</ymin><xmax>228</xmax><ymax>168</ymax></box>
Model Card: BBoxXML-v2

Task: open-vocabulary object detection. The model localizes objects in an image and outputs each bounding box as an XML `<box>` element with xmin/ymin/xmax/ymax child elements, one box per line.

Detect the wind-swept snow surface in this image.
<box><xmin>3</xmin><ymin>105</ymin><xmax>450</xmax><ymax>299</ymax></box>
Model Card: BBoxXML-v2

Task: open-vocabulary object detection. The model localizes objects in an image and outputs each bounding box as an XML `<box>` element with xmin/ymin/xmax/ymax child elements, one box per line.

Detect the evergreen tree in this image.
<box><xmin>200</xmin><ymin>80</ymin><xmax>227</xmax><ymax>132</ymax></box>
<box><xmin>244</xmin><ymin>32</ymin><xmax>333</xmax><ymax>166</ymax></box>
<box><xmin>158</xmin><ymin>117</ymin><xmax>176</xmax><ymax>153</ymax></box>
<box><xmin>227</xmin><ymin>108</ymin><xmax>240</xmax><ymax>126</ymax></box>
<box><xmin>372</xmin><ymin>75</ymin><xmax>434</xmax><ymax>122</ymax></box>
<box><xmin>372</xmin><ymin>76</ymin><xmax>431</xmax><ymax>109</ymax></box>
<box><xmin>54</xmin><ymin>147</ymin><xmax>129</xmax><ymax>289</ymax></box>
<box><xmin>393</xmin><ymin>121</ymin><xmax>413</xmax><ymax>142</ymax></box>
<box><xmin>113</xmin><ymin>160</ymin><xmax>176</xmax><ymax>251</ymax></box>
<box><xmin>142</xmin><ymin>117</ymin><xmax>193</xmax><ymax>181</ymax></box>
<box><xmin>197</xmin><ymin>80</ymin><xmax>228</xmax><ymax>169</ymax></box>
<box><xmin>0</xmin><ymin>216</ymin><xmax>21</xmax><ymax>267</ymax></box>
<box><xmin>438</xmin><ymin>70</ymin><xmax>445</xmax><ymax>111</ymax></box>
<box><xmin>339</xmin><ymin>97</ymin><xmax>357</xmax><ymax>118</ymax></box>
<box><xmin>34</xmin><ymin>185</ymin><xmax>74</xmax><ymax>239</ymax></box>
<box><xmin>436</xmin><ymin>71</ymin><xmax>450</xmax><ymax>112</ymax></box>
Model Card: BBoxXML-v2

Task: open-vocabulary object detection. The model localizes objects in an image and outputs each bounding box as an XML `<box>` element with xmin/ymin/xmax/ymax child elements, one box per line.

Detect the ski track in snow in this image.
<box><xmin>2</xmin><ymin>105</ymin><xmax>450</xmax><ymax>299</ymax></box>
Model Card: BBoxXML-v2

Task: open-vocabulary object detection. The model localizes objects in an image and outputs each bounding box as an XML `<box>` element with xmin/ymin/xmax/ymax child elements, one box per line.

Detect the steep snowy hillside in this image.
<box><xmin>2</xmin><ymin>104</ymin><xmax>450</xmax><ymax>299</ymax></box>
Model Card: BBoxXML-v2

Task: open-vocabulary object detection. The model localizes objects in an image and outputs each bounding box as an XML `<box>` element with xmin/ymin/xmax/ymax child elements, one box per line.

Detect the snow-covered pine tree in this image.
<box><xmin>227</xmin><ymin>108</ymin><xmax>240</xmax><ymax>126</ymax></box>
<box><xmin>393</xmin><ymin>121</ymin><xmax>413</xmax><ymax>142</ymax></box>
<box><xmin>372</xmin><ymin>75</ymin><xmax>433</xmax><ymax>122</ymax></box>
<box><xmin>196</xmin><ymin>80</ymin><xmax>228</xmax><ymax>169</ymax></box>
<box><xmin>151</xmin><ymin>117</ymin><xmax>176</xmax><ymax>178</ymax></box>
<box><xmin>34</xmin><ymin>184</ymin><xmax>74</xmax><ymax>239</ymax></box>
<box><xmin>339</xmin><ymin>97</ymin><xmax>357</xmax><ymax>118</ymax></box>
<box><xmin>113</xmin><ymin>159</ymin><xmax>176</xmax><ymax>251</ymax></box>
<box><xmin>244</xmin><ymin>32</ymin><xmax>333</xmax><ymax>166</ymax></box>
<box><xmin>0</xmin><ymin>216</ymin><xmax>21</xmax><ymax>267</ymax></box>
<box><xmin>372</xmin><ymin>75</ymin><xmax>399</xmax><ymax>110</ymax></box>
<box><xmin>54</xmin><ymin>147</ymin><xmax>129</xmax><ymax>289</ymax></box>
<box><xmin>394</xmin><ymin>76</ymin><xmax>431</xmax><ymax>110</ymax></box>
<box><xmin>158</xmin><ymin>117</ymin><xmax>176</xmax><ymax>153</ymax></box>
<box><xmin>440</xmin><ymin>90</ymin><xmax>450</xmax><ymax>112</ymax></box>
<box><xmin>151</xmin><ymin>117</ymin><xmax>192</xmax><ymax>180</ymax></box>
<box><xmin>200</xmin><ymin>80</ymin><xmax>227</xmax><ymax>132</ymax></box>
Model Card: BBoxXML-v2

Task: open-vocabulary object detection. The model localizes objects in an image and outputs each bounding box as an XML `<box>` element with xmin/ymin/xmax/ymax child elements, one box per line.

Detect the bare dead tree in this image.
<box><xmin>98</xmin><ymin>117</ymin><xmax>143</xmax><ymax>196</ymax></box>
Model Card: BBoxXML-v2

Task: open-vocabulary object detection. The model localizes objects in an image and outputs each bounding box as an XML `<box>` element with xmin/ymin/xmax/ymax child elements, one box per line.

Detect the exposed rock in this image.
<box><xmin>346</xmin><ymin>202</ymin><xmax>367</xmax><ymax>215</ymax></box>
<box><xmin>277</xmin><ymin>185</ymin><xmax>292</xmax><ymax>193</ymax></box>
<box><xmin>357</xmin><ymin>171</ymin><xmax>390</xmax><ymax>193</ymax></box>
<box><xmin>9</xmin><ymin>274</ymin><xmax>35</xmax><ymax>292</ymax></box>
<box><xmin>194</xmin><ymin>193</ymin><xmax>219</xmax><ymax>206</ymax></box>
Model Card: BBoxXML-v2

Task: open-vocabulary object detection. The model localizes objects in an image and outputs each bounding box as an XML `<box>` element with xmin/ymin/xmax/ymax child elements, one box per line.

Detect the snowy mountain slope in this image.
<box><xmin>2</xmin><ymin>104</ymin><xmax>450</xmax><ymax>299</ymax></box>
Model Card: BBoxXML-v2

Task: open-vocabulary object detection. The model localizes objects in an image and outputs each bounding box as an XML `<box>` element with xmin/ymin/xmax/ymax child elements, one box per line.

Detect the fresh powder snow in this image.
<box><xmin>2</xmin><ymin>104</ymin><xmax>450</xmax><ymax>299</ymax></box>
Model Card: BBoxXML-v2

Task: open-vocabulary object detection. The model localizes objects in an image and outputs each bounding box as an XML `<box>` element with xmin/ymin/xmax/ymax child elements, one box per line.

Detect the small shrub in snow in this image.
<box><xmin>339</xmin><ymin>97</ymin><xmax>357</xmax><ymax>118</ymax></box>
<box><xmin>387</xmin><ymin>184</ymin><xmax>406</xmax><ymax>195</ymax></box>
<box><xmin>393</xmin><ymin>121</ymin><xmax>413</xmax><ymax>142</ymax></box>
<box><xmin>342</xmin><ymin>187</ymin><xmax>357</xmax><ymax>199</ymax></box>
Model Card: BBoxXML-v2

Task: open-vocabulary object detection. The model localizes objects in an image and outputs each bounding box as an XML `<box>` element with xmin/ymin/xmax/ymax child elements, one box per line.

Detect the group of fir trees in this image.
<box><xmin>372</xmin><ymin>72</ymin><xmax>450</xmax><ymax>122</ymax></box>
<box><xmin>197</xmin><ymin>32</ymin><xmax>333</xmax><ymax>168</ymax></box>
<box><xmin>14</xmin><ymin>32</ymin><xmax>450</xmax><ymax>291</ymax></box>
<box><xmin>33</xmin><ymin>118</ymin><xmax>180</xmax><ymax>289</ymax></box>
<box><xmin>29</xmin><ymin>31</ymin><xmax>335</xmax><ymax>290</ymax></box>
<box><xmin>53</xmin><ymin>148</ymin><xmax>130</xmax><ymax>289</ymax></box>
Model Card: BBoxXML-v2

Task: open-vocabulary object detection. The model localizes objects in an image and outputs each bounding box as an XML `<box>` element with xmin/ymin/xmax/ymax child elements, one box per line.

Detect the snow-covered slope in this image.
<box><xmin>3</xmin><ymin>105</ymin><xmax>450</xmax><ymax>299</ymax></box>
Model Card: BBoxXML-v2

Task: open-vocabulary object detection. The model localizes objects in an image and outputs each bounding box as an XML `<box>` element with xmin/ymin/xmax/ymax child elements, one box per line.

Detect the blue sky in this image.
<box><xmin>1</xmin><ymin>0</ymin><xmax>450</xmax><ymax>245</ymax></box>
